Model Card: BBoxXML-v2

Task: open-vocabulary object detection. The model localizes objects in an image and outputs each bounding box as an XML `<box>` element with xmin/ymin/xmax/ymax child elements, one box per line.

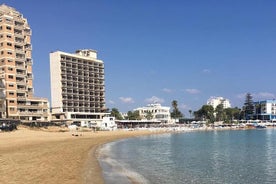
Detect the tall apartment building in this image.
<box><xmin>207</xmin><ymin>96</ymin><xmax>231</xmax><ymax>109</ymax></box>
<box><xmin>0</xmin><ymin>4</ymin><xmax>49</xmax><ymax>122</ymax></box>
<box><xmin>50</xmin><ymin>49</ymin><xmax>107</xmax><ymax>126</ymax></box>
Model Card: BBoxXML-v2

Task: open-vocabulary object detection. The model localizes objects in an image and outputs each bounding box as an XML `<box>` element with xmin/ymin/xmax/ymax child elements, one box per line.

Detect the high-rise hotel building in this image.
<box><xmin>0</xmin><ymin>4</ymin><xmax>49</xmax><ymax>122</ymax></box>
<box><xmin>50</xmin><ymin>49</ymin><xmax>107</xmax><ymax>125</ymax></box>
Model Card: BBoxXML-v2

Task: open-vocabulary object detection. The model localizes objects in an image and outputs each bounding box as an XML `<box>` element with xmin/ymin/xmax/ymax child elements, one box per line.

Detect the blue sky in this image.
<box><xmin>5</xmin><ymin>0</ymin><xmax>276</xmax><ymax>116</ymax></box>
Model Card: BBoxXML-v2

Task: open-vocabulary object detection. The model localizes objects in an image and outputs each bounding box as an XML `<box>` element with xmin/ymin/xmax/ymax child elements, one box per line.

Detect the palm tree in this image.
<box><xmin>189</xmin><ymin>110</ymin><xmax>192</xmax><ymax>118</ymax></box>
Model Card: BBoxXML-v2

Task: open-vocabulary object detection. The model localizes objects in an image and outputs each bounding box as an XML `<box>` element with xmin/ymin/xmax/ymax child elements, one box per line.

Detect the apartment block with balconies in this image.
<box><xmin>0</xmin><ymin>4</ymin><xmax>49</xmax><ymax>122</ymax></box>
<box><xmin>50</xmin><ymin>49</ymin><xmax>107</xmax><ymax>125</ymax></box>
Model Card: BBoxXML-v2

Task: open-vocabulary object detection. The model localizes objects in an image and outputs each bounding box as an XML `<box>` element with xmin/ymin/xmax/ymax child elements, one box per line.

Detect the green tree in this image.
<box><xmin>127</xmin><ymin>110</ymin><xmax>141</xmax><ymax>120</ymax></box>
<box><xmin>194</xmin><ymin>105</ymin><xmax>215</xmax><ymax>123</ymax></box>
<box><xmin>224</xmin><ymin>107</ymin><xmax>241</xmax><ymax>123</ymax></box>
<box><xmin>170</xmin><ymin>100</ymin><xmax>183</xmax><ymax>119</ymax></box>
<box><xmin>215</xmin><ymin>104</ymin><xmax>225</xmax><ymax>121</ymax></box>
<box><xmin>189</xmin><ymin>110</ymin><xmax>192</xmax><ymax>118</ymax></box>
<box><xmin>110</xmin><ymin>108</ymin><xmax>123</xmax><ymax>120</ymax></box>
<box><xmin>243</xmin><ymin>93</ymin><xmax>254</xmax><ymax>120</ymax></box>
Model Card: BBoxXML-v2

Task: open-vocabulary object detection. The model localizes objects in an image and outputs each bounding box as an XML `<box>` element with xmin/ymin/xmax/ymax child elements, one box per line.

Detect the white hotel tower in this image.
<box><xmin>50</xmin><ymin>49</ymin><xmax>107</xmax><ymax>125</ymax></box>
<box><xmin>207</xmin><ymin>96</ymin><xmax>231</xmax><ymax>109</ymax></box>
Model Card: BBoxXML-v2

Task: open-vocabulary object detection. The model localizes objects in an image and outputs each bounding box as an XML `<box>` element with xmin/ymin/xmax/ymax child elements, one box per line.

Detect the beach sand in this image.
<box><xmin>0</xmin><ymin>126</ymin><xmax>163</xmax><ymax>184</ymax></box>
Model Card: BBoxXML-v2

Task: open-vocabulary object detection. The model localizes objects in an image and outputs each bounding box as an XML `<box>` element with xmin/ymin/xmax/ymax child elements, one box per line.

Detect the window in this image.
<box><xmin>8</xmin><ymin>84</ymin><xmax>14</xmax><ymax>87</ymax></box>
<box><xmin>7</xmin><ymin>35</ymin><xmax>12</xmax><ymax>38</ymax></box>
<box><xmin>8</xmin><ymin>75</ymin><xmax>13</xmax><ymax>79</ymax></box>
<box><xmin>10</xmin><ymin>108</ymin><xmax>15</xmax><ymax>111</ymax></box>
<box><xmin>9</xmin><ymin>100</ymin><xmax>15</xmax><ymax>103</ymax></box>
<box><xmin>8</xmin><ymin>67</ymin><xmax>13</xmax><ymax>71</ymax></box>
<box><xmin>9</xmin><ymin>92</ymin><xmax>14</xmax><ymax>95</ymax></box>
<box><xmin>7</xmin><ymin>42</ymin><xmax>12</xmax><ymax>46</ymax></box>
<box><xmin>6</xmin><ymin>26</ymin><xmax>11</xmax><ymax>30</ymax></box>
<box><xmin>7</xmin><ymin>51</ymin><xmax>12</xmax><ymax>55</ymax></box>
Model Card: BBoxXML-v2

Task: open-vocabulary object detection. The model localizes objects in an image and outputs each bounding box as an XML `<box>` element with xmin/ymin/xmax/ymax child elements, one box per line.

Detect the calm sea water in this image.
<box><xmin>98</xmin><ymin>129</ymin><xmax>276</xmax><ymax>184</ymax></box>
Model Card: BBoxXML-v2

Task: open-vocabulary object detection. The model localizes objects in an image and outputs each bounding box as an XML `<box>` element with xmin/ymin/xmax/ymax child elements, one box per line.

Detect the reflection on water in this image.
<box><xmin>99</xmin><ymin>129</ymin><xmax>276</xmax><ymax>184</ymax></box>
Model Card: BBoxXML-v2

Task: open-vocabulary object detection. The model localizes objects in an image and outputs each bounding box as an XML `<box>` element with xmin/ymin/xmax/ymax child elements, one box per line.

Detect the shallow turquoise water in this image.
<box><xmin>99</xmin><ymin>129</ymin><xmax>276</xmax><ymax>184</ymax></box>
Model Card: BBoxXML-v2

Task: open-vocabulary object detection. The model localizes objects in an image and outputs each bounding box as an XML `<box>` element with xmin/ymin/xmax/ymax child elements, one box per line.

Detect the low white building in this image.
<box><xmin>100</xmin><ymin>116</ymin><xmax>117</xmax><ymax>130</ymax></box>
<box><xmin>207</xmin><ymin>96</ymin><xmax>231</xmax><ymax>109</ymax></box>
<box><xmin>134</xmin><ymin>103</ymin><xmax>171</xmax><ymax>123</ymax></box>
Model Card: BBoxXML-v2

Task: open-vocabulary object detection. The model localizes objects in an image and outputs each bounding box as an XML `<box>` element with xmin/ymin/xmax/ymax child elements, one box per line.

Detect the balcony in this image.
<box><xmin>16</xmin><ymin>79</ymin><xmax>26</xmax><ymax>84</ymax></box>
<box><xmin>15</xmin><ymin>64</ymin><xmax>25</xmax><ymax>70</ymax></box>
<box><xmin>14</xmin><ymin>32</ymin><xmax>24</xmax><ymax>39</ymax></box>
<box><xmin>16</xmin><ymin>71</ymin><xmax>26</xmax><ymax>77</ymax></box>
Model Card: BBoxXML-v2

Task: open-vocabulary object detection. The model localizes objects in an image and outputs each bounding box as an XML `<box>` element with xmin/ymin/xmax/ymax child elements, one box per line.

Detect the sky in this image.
<box><xmin>4</xmin><ymin>0</ymin><xmax>276</xmax><ymax>116</ymax></box>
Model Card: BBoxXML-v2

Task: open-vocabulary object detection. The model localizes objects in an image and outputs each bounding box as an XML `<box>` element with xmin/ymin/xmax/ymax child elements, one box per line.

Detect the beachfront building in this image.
<box><xmin>207</xmin><ymin>96</ymin><xmax>231</xmax><ymax>109</ymax></box>
<box><xmin>253</xmin><ymin>100</ymin><xmax>276</xmax><ymax>121</ymax></box>
<box><xmin>0</xmin><ymin>4</ymin><xmax>49</xmax><ymax>122</ymax></box>
<box><xmin>134</xmin><ymin>103</ymin><xmax>171</xmax><ymax>123</ymax></box>
<box><xmin>50</xmin><ymin>49</ymin><xmax>108</xmax><ymax>126</ymax></box>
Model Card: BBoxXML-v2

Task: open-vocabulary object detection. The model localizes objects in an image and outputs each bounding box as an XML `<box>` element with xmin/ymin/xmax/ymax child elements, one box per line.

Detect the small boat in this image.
<box><xmin>255</xmin><ymin>125</ymin><xmax>266</xmax><ymax>128</ymax></box>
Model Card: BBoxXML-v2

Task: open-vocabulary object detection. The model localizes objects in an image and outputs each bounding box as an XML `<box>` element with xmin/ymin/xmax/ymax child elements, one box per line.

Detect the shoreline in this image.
<box><xmin>1</xmin><ymin>126</ymin><xmax>272</xmax><ymax>184</ymax></box>
<box><xmin>0</xmin><ymin>126</ymin><xmax>166</xmax><ymax>184</ymax></box>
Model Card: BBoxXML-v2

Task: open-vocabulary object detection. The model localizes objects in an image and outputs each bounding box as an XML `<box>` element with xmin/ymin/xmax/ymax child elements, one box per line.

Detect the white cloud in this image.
<box><xmin>108</xmin><ymin>100</ymin><xmax>115</xmax><ymax>105</ymax></box>
<box><xmin>236</xmin><ymin>93</ymin><xmax>247</xmax><ymax>99</ymax></box>
<box><xmin>185</xmin><ymin>88</ymin><xmax>200</xmax><ymax>94</ymax></box>
<box><xmin>236</xmin><ymin>92</ymin><xmax>276</xmax><ymax>100</ymax></box>
<box><xmin>256</xmin><ymin>92</ymin><xmax>275</xmax><ymax>99</ymax></box>
<box><xmin>145</xmin><ymin>96</ymin><xmax>164</xmax><ymax>104</ymax></box>
<box><xmin>119</xmin><ymin>97</ymin><xmax>134</xmax><ymax>104</ymax></box>
<box><xmin>179</xmin><ymin>103</ymin><xmax>188</xmax><ymax>110</ymax></box>
<box><xmin>162</xmin><ymin>88</ymin><xmax>173</xmax><ymax>93</ymax></box>
<box><xmin>202</xmin><ymin>69</ymin><xmax>211</xmax><ymax>74</ymax></box>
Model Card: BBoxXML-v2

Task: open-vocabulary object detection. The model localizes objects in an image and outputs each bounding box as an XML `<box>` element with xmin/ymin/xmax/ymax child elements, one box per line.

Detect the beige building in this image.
<box><xmin>0</xmin><ymin>4</ymin><xmax>49</xmax><ymax>122</ymax></box>
<box><xmin>50</xmin><ymin>49</ymin><xmax>107</xmax><ymax>126</ymax></box>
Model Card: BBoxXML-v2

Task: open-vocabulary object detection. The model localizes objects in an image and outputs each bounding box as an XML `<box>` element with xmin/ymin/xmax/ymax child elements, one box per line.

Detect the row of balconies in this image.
<box><xmin>61</xmin><ymin>77</ymin><xmax>104</xmax><ymax>83</ymax></box>
<box><xmin>17</xmin><ymin>103</ymin><xmax>48</xmax><ymax>109</ymax></box>
<box><xmin>60</xmin><ymin>65</ymin><xmax>104</xmax><ymax>71</ymax></box>
<box><xmin>61</xmin><ymin>73</ymin><xmax>104</xmax><ymax>80</ymax></box>
<box><xmin>61</xmin><ymin>67</ymin><xmax>104</xmax><ymax>75</ymax></box>
<box><xmin>62</xmin><ymin>91</ymin><xmax>104</xmax><ymax>96</ymax></box>
<box><xmin>61</xmin><ymin>77</ymin><xmax>104</xmax><ymax>82</ymax></box>
<box><xmin>62</xmin><ymin>98</ymin><xmax>104</xmax><ymax>102</ymax></box>
<box><xmin>63</xmin><ymin>104</ymin><xmax>104</xmax><ymax>108</ymax></box>
<box><xmin>62</xmin><ymin>103</ymin><xmax>104</xmax><ymax>107</ymax></box>
<box><xmin>61</xmin><ymin>85</ymin><xmax>104</xmax><ymax>91</ymax></box>
<box><xmin>60</xmin><ymin>58</ymin><xmax>103</xmax><ymax>67</ymax></box>
<box><xmin>62</xmin><ymin>108</ymin><xmax>103</xmax><ymax>113</ymax></box>
<box><xmin>61</xmin><ymin>66</ymin><xmax>104</xmax><ymax>72</ymax></box>
<box><xmin>19</xmin><ymin>111</ymin><xmax>48</xmax><ymax>116</ymax></box>
<box><xmin>62</xmin><ymin>80</ymin><xmax>103</xmax><ymax>85</ymax></box>
<box><xmin>62</xmin><ymin>82</ymin><xmax>104</xmax><ymax>87</ymax></box>
<box><xmin>61</xmin><ymin>71</ymin><xmax>104</xmax><ymax>77</ymax></box>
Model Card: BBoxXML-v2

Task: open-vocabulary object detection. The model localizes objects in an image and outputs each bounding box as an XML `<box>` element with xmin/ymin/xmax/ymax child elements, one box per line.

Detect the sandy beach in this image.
<box><xmin>0</xmin><ymin>126</ymin><xmax>164</xmax><ymax>184</ymax></box>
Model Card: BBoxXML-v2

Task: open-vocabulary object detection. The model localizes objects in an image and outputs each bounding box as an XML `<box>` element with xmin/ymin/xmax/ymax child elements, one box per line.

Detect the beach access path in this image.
<box><xmin>0</xmin><ymin>126</ymin><xmax>164</xmax><ymax>184</ymax></box>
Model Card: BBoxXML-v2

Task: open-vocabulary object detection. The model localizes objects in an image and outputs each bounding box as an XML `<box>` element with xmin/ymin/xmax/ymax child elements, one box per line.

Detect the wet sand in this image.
<box><xmin>0</xmin><ymin>126</ymin><xmax>164</xmax><ymax>184</ymax></box>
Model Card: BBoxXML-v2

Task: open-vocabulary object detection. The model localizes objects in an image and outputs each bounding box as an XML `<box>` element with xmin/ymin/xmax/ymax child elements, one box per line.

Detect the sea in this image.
<box><xmin>98</xmin><ymin>128</ymin><xmax>276</xmax><ymax>184</ymax></box>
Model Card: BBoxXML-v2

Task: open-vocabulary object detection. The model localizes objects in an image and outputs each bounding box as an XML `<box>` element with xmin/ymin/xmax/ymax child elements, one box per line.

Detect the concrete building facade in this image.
<box><xmin>50</xmin><ymin>49</ymin><xmax>107</xmax><ymax>125</ymax></box>
<box><xmin>0</xmin><ymin>4</ymin><xmax>49</xmax><ymax>122</ymax></box>
<box><xmin>134</xmin><ymin>103</ymin><xmax>171</xmax><ymax>123</ymax></box>
<box><xmin>207</xmin><ymin>96</ymin><xmax>231</xmax><ymax>109</ymax></box>
<box><xmin>253</xmin><ymin>100</ymin><xmax>276</xmax><ymax>121</ymax></box>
